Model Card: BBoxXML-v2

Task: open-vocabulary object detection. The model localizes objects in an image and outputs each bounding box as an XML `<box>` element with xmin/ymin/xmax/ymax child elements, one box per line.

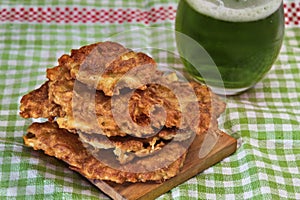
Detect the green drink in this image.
<box><xmin>175</xmin><ymin>0</ymin><xmax>285</xmax><ymax>95</ymax></box>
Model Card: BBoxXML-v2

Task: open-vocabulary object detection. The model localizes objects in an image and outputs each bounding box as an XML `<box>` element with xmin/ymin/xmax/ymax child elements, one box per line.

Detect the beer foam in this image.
<box><xmin>186</xmin><ymin>0</ymin><xmax>282</xmax><ymax>22</ymax></box>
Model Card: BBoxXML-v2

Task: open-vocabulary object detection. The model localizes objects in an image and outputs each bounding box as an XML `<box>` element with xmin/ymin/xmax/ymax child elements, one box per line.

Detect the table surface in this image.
<box><xmin>1</xmin><ymin>0</ymin><xmax>300</xmax><ymax>199</ymax></box>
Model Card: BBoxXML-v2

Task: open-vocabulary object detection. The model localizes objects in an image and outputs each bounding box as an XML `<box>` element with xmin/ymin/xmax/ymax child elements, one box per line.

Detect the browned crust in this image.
<box><xmin>24</xmin><ymin>121</ymin><xmax>187</xmax><ymax>184</ymax></box>
<box><xmin>19</xmin><ymin>81</ymin><xmax>64</xmax><ymax>120</ymax></box>
<box><xmin>19</xmin><ymin>41</ymin><xmax>226</xmax><ymax>138</ymax></box>
<box><xmin>54</xmin><ymin>41</ymin><xmax>157</xmax><ymax>96</ymax></box>
<box><xmin>19</xmin><ymin>74</ymin><xmax>226</xmax><ymax>138</ymax></box>
<box><xmin>50</xmin><ymin>77</ymin><xmax>224</xmax><ymax>137</ymax></box>
<box><xmin>78</xmin><ymin>127</ymin><xmax>192</xmax><ymax>164</ymax></box>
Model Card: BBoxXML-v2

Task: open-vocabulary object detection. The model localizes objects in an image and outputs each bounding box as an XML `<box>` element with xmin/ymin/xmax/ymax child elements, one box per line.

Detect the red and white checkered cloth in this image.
<box><xmin>0</xmin><ymin>2</ymin><xmax>299</xmax><ymax>26</ymax></box>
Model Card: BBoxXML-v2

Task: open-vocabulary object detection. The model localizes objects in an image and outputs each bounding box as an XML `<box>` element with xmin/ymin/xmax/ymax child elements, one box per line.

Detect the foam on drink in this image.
<box><xmin>186</xmin><ymin>0</ymin><xmax>282</xmax><ymax>22</ymax></box>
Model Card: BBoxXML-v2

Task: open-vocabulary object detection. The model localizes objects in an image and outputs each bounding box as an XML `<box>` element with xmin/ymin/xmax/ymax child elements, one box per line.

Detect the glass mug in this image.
<box><xmin>175</xmin><ymin>0</ymin><xmax>285</xmax><ymax>95</ymax></box>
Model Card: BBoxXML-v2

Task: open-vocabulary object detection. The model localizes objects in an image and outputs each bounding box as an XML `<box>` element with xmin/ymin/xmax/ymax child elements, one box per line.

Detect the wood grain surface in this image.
<box><xmin>89</xmin><ymin>131</ymin><xmax>237</xmax><ymax>200</ymax></box>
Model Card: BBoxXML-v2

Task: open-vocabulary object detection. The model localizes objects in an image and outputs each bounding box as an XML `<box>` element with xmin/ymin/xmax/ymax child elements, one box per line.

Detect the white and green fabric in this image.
<box><xmin>0</xmin><ymin>0</ymin><xmax>300</xmax><ymax>199</ymax></box>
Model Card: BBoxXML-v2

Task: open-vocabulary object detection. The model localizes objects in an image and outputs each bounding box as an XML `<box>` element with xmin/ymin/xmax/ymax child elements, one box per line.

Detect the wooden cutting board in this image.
<box><xmin>88</xmin><ymin>131</ymin><xmax>237</xmax><ymax>200</ymax></box>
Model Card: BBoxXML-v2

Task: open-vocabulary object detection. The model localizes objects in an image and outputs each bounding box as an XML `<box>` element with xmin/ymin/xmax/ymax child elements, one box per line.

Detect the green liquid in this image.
<box><xmin>175</xmin><ymin>0</ymin><xmax>285</xmax><ymax>89</ymax></box>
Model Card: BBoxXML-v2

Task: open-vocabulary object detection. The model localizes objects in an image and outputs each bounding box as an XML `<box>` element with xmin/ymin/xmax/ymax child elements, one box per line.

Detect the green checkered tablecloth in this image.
<box><xmin>1</xmin><ymin>0</ymin><xmax>300</xmax><ymax>199</ymax></box>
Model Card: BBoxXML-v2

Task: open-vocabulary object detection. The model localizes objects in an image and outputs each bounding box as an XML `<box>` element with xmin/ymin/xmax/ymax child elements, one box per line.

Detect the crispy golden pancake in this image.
<box><xmin>128</xmin><ymin>80</ymin><xmax>226</xmax><ymax>136</ymax></box>
<box><xmin>54</xmin><ymin>41</ymin><xmax>157</xmax><ymax>96</ymax></box>
<box><xmin>50</xmin><ymin>77</ymin><xmax>153</xmax><ymax>137</ymax></box>
<box><xmin>57</xmin><ymin>78</ymin><xmax>224</xmax><ymax>137</ymax></box>
<box><xmin>20</xmin><ymin>71</ymin><xmax>225</xmax><ymax>138</ymax></box>
<box><xmin>78</xmin><ymin>128</ymin><xmax>193</xmax><ymax>164</ymax></box>
<box><xmin>20</xmin><ymin>78</ymin><xmax>224</xmax><ymax>138</ymax></box>
<box><xmin>19</xmin><ymin>81</ymin><xmax>64</xmax><ymax>120</ymax></box>
<box><xmin>19</xmin><ymin>41</ymin><xmax>225</xmax><ymax>138</ymax></box>
<box><xmin>24</xmin><ymin>121</ymin><xmax>187</xmax><ymax>183</ymax></box>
